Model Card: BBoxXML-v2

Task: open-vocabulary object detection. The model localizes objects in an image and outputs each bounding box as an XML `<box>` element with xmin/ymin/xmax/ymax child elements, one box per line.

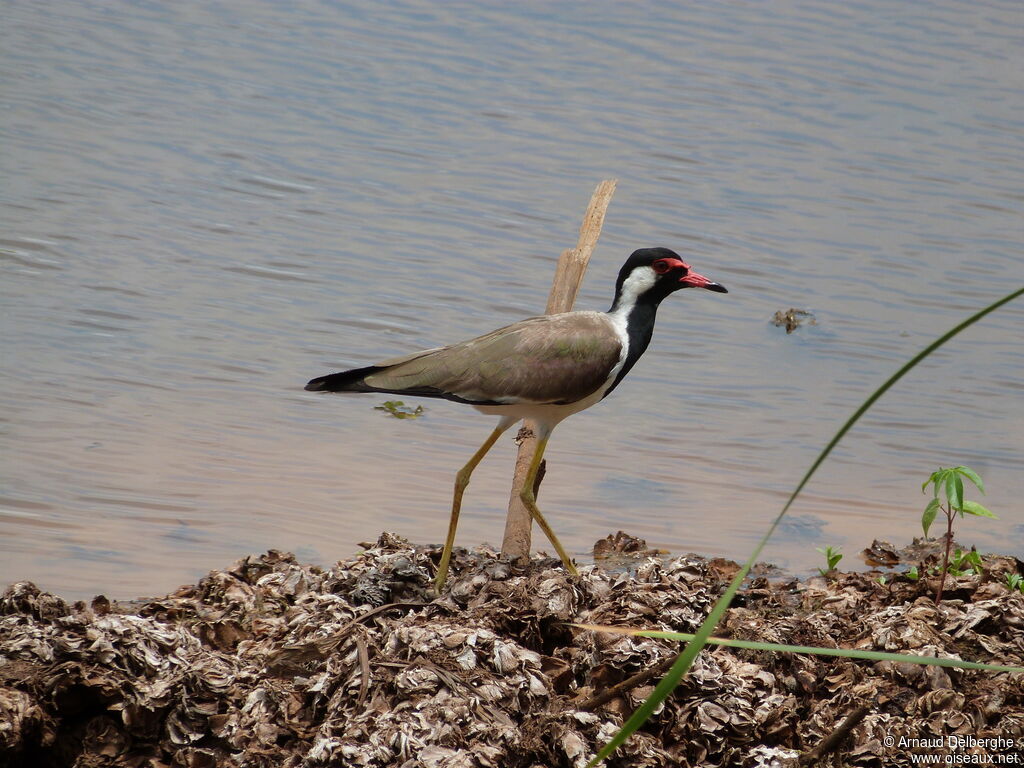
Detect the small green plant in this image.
<box><xmin>946</xmin><ymin>548</ymin><xmax>983</xmax><ymax>577</ymax></box>
<box><xmin>816</xmin><ymin>545</ymin><xmax>843</xmax><ymax>577</ymax></box>
<box><xmin>907</xmin><ymin>549</ymin><xmax>983</xmax><ymax>585</ymax></box>
<box><xmin>1005</xmin><ymin>573</ymin><xmax>1024</xmax><ymax>593</ymax></box>
<box><xmin>921</xmin><ymin>466</ymin><xmax>996</xmax><ymax>604</ymax></box>
<box><xmin>374</xmin><ymin>400</ymin><xmax>424</xmax><ymax>419</ymax></box>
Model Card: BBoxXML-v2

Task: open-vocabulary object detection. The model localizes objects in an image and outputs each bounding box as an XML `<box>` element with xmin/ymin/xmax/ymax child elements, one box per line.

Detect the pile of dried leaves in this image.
<box><xmin>2</xmin><ymin>532</ymin><xmax>1022</xmax><ymax>767</ymax></box>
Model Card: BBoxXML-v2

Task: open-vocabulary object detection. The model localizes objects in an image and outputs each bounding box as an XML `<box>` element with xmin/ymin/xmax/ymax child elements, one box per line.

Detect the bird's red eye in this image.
<box><xmin>652</xmin><ymin>260</ymin><xmax>671</xmax><ymax>274</ymax></box>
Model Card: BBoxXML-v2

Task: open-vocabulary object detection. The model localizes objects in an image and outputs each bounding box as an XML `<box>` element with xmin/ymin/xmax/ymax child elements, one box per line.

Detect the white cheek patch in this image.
<box><xmin>607</xmin><ymin>266</ymin><xmax>657</xmax><ymax>346</ymax></box>
<box><xmin>618</xmin><ymin>267</ymin><xmax>657</xmax><ymax>306</ymax></box>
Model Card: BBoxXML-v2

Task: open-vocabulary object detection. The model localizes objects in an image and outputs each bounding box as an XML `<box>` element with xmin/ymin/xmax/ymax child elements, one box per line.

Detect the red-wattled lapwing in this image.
<box><xmin>305</xmin><ymin>248</ymin><xmax>727</xmax><ymax>590</ymax></box>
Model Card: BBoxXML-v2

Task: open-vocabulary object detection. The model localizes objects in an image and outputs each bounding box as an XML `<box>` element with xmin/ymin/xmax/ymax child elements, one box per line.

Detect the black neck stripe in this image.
<box><xmin>603</xmin><ymin>298</ymin><xmax>658</xmax><ymax>399</ymax></box>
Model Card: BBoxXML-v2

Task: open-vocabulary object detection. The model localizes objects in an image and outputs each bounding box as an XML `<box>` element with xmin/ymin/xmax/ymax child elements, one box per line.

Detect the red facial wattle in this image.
<box><xmin>652</xmin><ymin>256</ymin><xmax>728</xmax><ymax>293</ymax></box>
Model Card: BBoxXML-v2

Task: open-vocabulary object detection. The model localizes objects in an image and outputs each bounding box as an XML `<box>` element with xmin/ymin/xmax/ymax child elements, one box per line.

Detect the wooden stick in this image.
<box><xmin>500</xmin><ymin>180</ymin><xmax>617</xmax><ymax>563</ymax></box>
<box><xmin>576</xmin><ymin>654</ymin><xmax>675</xmax><ymax>712</ymax></box>
<box><xmin>798</xmin><ymin>703</ymin><xmax>871</xmax><ymax>765</ymax></box>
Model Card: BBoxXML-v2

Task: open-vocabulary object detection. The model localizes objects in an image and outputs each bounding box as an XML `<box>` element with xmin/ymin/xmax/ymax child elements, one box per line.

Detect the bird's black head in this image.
<box><xmin>612</xmin><ymin>247</ymin><xmax>727</xmax><ymax>310</ymax></box>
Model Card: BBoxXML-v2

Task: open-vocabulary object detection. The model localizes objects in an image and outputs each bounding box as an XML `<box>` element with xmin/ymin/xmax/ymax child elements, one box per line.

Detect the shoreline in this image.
<box><xmin>2</xmin><ymin>532</ymin><xmax>1022</xmax><ymax>767</ymax></box>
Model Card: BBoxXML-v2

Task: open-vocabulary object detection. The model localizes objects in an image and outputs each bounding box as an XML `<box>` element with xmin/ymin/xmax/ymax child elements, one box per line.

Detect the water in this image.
<box><xmin>2</xmin><ymin>0</ymin><xmax>1021</xmax><ymax>601</ymax></box>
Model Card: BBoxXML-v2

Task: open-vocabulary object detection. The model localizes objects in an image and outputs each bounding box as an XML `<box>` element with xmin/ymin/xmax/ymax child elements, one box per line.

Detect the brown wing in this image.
<box><xmin>363</xmin><ymin>311</ymin><xmax>622</xmax><ymax>405</ymax></box>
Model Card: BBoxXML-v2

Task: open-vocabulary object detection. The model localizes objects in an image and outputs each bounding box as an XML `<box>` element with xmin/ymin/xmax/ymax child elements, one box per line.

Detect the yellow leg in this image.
<box><xmin>519</xmin><ymin>434</ymin><xmax>579</xmax><ymax>576</ymax></box>
<box><xmin>435</xmin><ymin>419</ymin><xmax>513</xmax><ymax>592</ymax></box>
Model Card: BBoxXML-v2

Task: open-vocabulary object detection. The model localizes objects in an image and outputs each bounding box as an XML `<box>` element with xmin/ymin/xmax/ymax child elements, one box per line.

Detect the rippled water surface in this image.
<box><xmin>3</xmin><ymin>1</ymin><xmax>1022</xmax><ymax>600</ymax></box>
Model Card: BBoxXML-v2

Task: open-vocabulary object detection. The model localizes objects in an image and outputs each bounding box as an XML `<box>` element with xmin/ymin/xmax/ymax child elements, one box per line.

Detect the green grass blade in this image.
<box><xmin>584</xmin><ymin>542</ymin><xmax>769</xmax><ymax>765</ymax></box>
<box><xmin>572</xmin><ymin>624</ymin><xmax>1024</xmax><ymax>674</ymax></box>
<box><xmin>586</xmin><ymin>285</ymin><xmax>1024</xmax><ymax>767</ymax></box>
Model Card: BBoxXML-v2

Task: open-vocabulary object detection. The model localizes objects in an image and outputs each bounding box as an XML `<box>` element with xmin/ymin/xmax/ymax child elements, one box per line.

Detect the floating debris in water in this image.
<box><xmin>772</xmin><ymin>308</ymin><xmax>817</xmax><ymax>334</ymax></box>
<box><xmin>374</xmin><ymin>400</ymin><xmax>425</xmax><ymax>419</ymax></box>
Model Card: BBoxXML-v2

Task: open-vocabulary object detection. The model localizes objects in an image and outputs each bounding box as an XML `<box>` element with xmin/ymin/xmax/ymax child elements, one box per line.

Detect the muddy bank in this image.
<box><xmin>2</xmin><ymin>533</ymin><xmax>1022</xmax><ymax>767</ymax></box>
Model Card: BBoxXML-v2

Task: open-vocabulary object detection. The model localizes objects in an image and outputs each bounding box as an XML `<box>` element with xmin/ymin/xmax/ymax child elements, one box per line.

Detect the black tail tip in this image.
<box><xmin>304</xmin><ymin>376</ymin><xmax>328</xmax><ymax>391</ymax></box>
<box><xmin>305</xmin><ymin>366</ymin><xmax>376</xmax><ymax>393</ymax></box>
